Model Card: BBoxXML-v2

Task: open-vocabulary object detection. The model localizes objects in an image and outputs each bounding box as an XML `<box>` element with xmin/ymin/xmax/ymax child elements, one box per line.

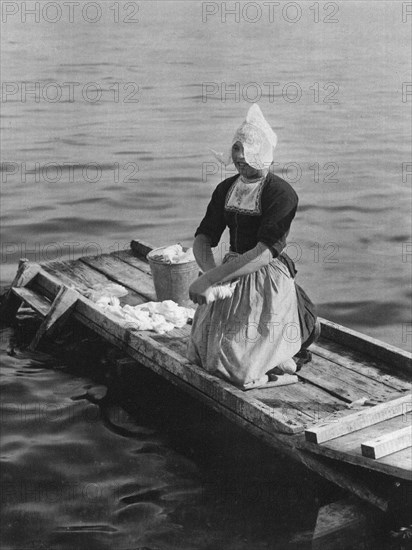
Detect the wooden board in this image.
<box><xmin>114</xmin><ymin>249</ymin><xmax>152</xmax><ymax>275</ymax></box>
<box><xmin>298</xmin><ymin>355</ymin><xmax>402</xmax><ymax>404</ymax></box>
<box><xmin>29</xmin><ymin>270</ymin><xmax>305</xmax><ymax>435</ymax></box>
<box><xmin>312</xmin><ymin>340</ymin><xmax>411</xmax><ymax>393</ymax></box>
<box><xmin>151</xmin><ymin>330</ymin><xmax>347</xmax><ymax>427</ymax></box>
<box><xmin>305</xmin><ymin>394</ymin><xmax>412</xmax><ymax>444</ymax></box>
<box><xmin>361</xmin><ymin>426</ymin><xmax>412</xmax><ymax>459</ymax></box>
<box><xmin>150</xmin><ymin>320</ymin><xmax>404</xmax><ymax>427</ymax></box>
<box><xmin>80</xmin><ymin>254</ymin><xmax>156</xmax><ymax>301</ymax></box>
<box><xmin>41</xmin><ymin>259</ymin><xmax>146</xmax><ymax>307</ymax></box>
<box><xmin>12</xmin><ymin>287</ymin><xmax>51</xmax><ymax>317</ymax></box>
<box><xmin>16</xmin><ymin>247</ymin><xmax>411</xmax><ymax>489</ymax></box>
<box><xmin>319</xmin><ymin>317</ymin><xmax>412</xmax><ymax>375</ymax></box>
<box><xmin>42</xmin><ymin>259</ymin><xmax>116</xmax><ymax>294</ymax></box>
<box><xmin>17</xmin><ymin>253</ymin><xmax>408</xmax><ymax>505</ymax></box>
<box><xmin>113</xmin><ymin>357</ymin><xmax>389</xmax><ymax>512</ymax></box>
<box><xmin>29</xmin><ymin>286</ymin><xmax>79</xmax><ymax>350</ymax></box>
<box><xmin>302</xmin><ymin>412</ymin><xmax>412</xmax><ymax>480</ymax></box>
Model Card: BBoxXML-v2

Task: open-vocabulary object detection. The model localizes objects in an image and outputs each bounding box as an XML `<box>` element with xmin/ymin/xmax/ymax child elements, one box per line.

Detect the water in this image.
<box><xmin>0</xmin><ymin>1</ymin><xmax>410</xmax><ymax>548</ymax></box>
<box><xmin>1</xmin><ymin>324</ymin><xmax>336</xmax><ymax>549</ymax></box>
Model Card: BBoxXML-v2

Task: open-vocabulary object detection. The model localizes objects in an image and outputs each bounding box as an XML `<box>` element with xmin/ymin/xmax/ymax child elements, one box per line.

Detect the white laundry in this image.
<box><xmin>151</xmin><ymin>244</ymin><xmax>195</xmax><ymax>264</ymax></box>
<box><xmin>93</xmin><ymin>295</ymin><xmax>194</xmax><ymax>334</ymax></box>
<box><xmin>85</xmin><ymin>283</ymin><xmax>128</xmax><ymax>302</ymax></box>
<box><xmin>208</xmin><ymin>281</ymin><xmax>238</xmax><ymax>301</ymax></box>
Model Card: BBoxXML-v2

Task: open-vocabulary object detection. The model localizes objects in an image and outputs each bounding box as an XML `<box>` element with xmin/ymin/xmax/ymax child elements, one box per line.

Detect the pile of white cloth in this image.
<box><xmin>94</xmin><ymin>296</ymin><xmax>194</xmax><ymax>334</ymax></box>
<box><xmin>150</xmin><ymin>244</ymin><xmax>195</xmax><ymax>264</ymax></box>
<box><xmin>84</xmin><ymin>283</ymin><xmax>128</xmax><ymax>302</ymax></box>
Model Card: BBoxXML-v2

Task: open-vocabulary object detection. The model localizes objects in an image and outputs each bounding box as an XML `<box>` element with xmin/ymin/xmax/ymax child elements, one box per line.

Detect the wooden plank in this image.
<box><xmin>80</xmin><ymin>254</ymin><xmax>157</xmax><ymax>301</ymax></box>
<box><xmin>319</xmin><ymin>317</ymin><xmax>412</xmax><ymax>375</ymax></box>
<box><xmin>305</xmin><ymin>394</ymin><xmax>412</xmax><ymax>444</ymax></box>
<box><xmin>42</xmin><ymin>259</ymin><xmax>119</xmax><ymax>294</ymax></box>
<box><xmin>253</xmin><ymin>382</ymin><xmax>350</xmax><ymax>425</ymax></box>
<box><xmin>361</xmin><ymin>426</ymin><xmax>412</xmax><ymax>459</ymax></box>
<box><xmin>130</xmin><ymin>239</ymin><xmax>154</xmax><ymax>260</ymax></box>
<box><xmin>114</xmin><ymin>249</ymin><xmax>152</xmax><ymax>275</ymax></box>
<box><xmin>26</xmin><ymin>263</ymin><xmax>410</xmax><ymax>484</ymax></box>
<box><xmin>42</xmin><ymin>259</ymin><xmax>147</xmax><ymax>307</ymax></box>
<box><xmin>12</xmin><ymin>287</ymin><xmax>51</xmax><ymax>317</ymax></box>
<box><xmin>302</xmin><ymin>413</ymin><xmax>412</xmax><ymax>480</ymax></box>
<box><xmin>298</xmin><ymin>354</ymin><xmax>401</xmax><ymax>404</ymax></box>
<box><xmin>0</xmin><ymin>260</ymin><xmax>41</xmax><ymax>323</ymax></box>
<box><xmin>243</xmin><ymin>374</ymin><xmax>299</xmax><ymax>390</ymax></box>
<box><xmin>114</xmin><ymin>357</ymin><xmax>388</xmax><ymax>513</ymax></box>
<box><xmin>151</xmin><ymin>329</ymin><xmax>387</xmax><ymax>427</ymax></box>
<box><xmin>29</xmin><ymin>286</ymin><xmax>79</xmax><ymax>351</ymax></box>
<box><xmin>29</xmin><ymin>271</ymin><xmax>304</xmax><ymax>434</ymax></box>
<box><xmin>312</xmin><ymin>341</ymin><xmax>411</xmax><ymax>393</ymax></box>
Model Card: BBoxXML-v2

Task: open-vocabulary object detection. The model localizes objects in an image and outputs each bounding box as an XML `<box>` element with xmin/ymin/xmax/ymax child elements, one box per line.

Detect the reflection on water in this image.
<box><xmin>1</xmin><ymin>327</ymin><xmax>339</xmax><ymax>550</ymax></box>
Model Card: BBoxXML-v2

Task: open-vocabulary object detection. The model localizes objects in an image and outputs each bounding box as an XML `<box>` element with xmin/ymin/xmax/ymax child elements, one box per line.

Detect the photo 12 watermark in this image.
<box><xmin>402</xmin><ymin>162</ymin><xmax>412</xmax><ymax>183</ymax></box>
<box><xmin>1</xmin><ymin>240</ymin><xmax>132</xmax><ymax>264</ymax></box>
<box><xmin>402</xmin><ymin>82</ymin><xmax>412</xmax><ymax>102</ymax></box>
<box><xmin>201</xmin><ymin>161</ymin><xmax>339</xmax><ymax>184</ymax></box>
<box><xmin>2</xmin><ymin>82</ymin><xmax>140</xmax><ymax>103</ymax></box>
<box><xmin>1</xmin><ymin>162</ymin><xmax>139</xmax><ymax>184</ymax></box>
<box><xmin>201</xmin><ymin>1</ymin><xmax>340</xmax><ymax>24</ymax></box>
<box><xmin>402</xmin><ymin>2</ymin><xmax>412</xmax><ymax>22</ymax></box>
<box><xmin>201</xmin><ymin>81</ymin><xmax>339</xmax><ymax>104</ymax></box>
<box><xmin>1</xmin><ymin>1</ymin><xmax>140</xmax><ymax>24</ymax></box>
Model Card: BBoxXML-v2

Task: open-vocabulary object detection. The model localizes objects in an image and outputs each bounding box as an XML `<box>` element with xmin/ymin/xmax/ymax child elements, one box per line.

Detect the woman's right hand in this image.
<box><xmin>189</xmin><ymin>274</ymin><xmax>216</xmax><ymax>305</ymax></box>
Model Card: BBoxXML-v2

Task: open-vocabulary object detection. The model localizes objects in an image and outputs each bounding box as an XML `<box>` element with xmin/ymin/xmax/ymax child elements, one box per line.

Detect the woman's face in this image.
<box><xmin>231</xmin><ymin>141</ymin><xmax>264</xmax><ymax>180</ymax></box>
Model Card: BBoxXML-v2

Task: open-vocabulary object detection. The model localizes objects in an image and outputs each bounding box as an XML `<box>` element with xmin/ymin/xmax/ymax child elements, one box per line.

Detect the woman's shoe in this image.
<box><xmin>267</xmin><ymin>358</ymin><xmax>297</xmax><ymax>378</ymax></box>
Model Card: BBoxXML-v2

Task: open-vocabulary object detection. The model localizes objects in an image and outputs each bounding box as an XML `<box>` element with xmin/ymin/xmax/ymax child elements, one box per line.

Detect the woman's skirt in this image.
<box><xmin>187</xmin><ymin>255</ymin><xmax>305</xmax><ymax>389</ymax></box>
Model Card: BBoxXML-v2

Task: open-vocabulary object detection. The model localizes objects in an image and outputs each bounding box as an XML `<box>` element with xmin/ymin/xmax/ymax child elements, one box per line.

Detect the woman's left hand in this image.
<box><xmin>189</xmin><ymin>274</ymin><xmax>215</xmax><ymax>305</ymax></box>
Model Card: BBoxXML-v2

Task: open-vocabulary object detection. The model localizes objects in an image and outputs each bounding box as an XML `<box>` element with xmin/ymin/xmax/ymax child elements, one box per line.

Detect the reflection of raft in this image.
<box><xmin>1</xmin><ymin>239</ymin><xmax>411</xmax><ymax>521</ymax></box>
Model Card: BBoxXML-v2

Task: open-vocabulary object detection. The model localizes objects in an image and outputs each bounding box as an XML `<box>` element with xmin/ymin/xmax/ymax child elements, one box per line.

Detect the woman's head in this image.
<box><xmin>232</xmin><ymin>141</ymin><xmax>268</xmax><ymax>179</ymax></box>
<box><xmin>211</xmin><ymin>104</ymin><xmax>278</xmax><ymax>173</ymax></box>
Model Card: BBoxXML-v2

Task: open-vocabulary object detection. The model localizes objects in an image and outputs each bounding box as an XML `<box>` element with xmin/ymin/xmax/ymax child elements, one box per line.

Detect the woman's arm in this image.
<box><xmin>189</xmin><ymin>242</ymin><xmax>272</xmax><ymax>305</ymax></box>
<box><xmin>193</xmin><ymin>234</ymin><xmax>217</xmax><ymax>272</ymax></box>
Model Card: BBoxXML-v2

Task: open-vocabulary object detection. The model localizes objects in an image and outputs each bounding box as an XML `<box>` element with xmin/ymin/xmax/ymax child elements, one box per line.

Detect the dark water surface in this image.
<box><xmin>0</xmin><ymin>1</ymin><xmax>411</xmax><ymax>548</ymax></box>
<box><xmin>1</xmin><ymin>325</ymin><xmax>341</xmax><ymax>550</ymax></box>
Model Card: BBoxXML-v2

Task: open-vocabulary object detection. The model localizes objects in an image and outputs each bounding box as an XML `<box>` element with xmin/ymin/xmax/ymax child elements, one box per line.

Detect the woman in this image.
<box><xmin>187</xmin><ymin>104</ymin><xmax>317</xmax><ymax>390</ymax></box>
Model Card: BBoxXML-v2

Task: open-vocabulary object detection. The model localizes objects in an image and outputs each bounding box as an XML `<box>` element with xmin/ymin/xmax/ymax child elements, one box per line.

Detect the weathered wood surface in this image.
<box><xmin>303</xmin><ymin>412</ymin><xmax>412</xmax><ymax>480</ymax></box>
<box><xmin>361</xmin><ymin>426</ymin><xmax>412</xmax><ymax>459</ymax></box>
<box><xmin>319</xmin><ymin>317</ymin><xmax>412</xmax><ymax>375</ymax></box>
<box><xmin>28</xmin><ymin>270</ymin><xmax>305</xmax><ymax>434</ymax></box>
<box><xmin>151</xmin><ymin>329</ymin><xmax>350</xmax><ymax>427</ymax></box>
<box><xmin>114</xmin><ymin>249</ymin><xmax>152</xmax><ymax>275</ymax></box>
<box><xmin>312</xmin><ymin>341</ymin><xmax>411</xmax><ymax>392</ymax></box>
<box><xmin>115</xmin><ymin>358</ymin><xmax>389</xmax><ymax>513</ymax></box>
<box><xmin>29</xmin><ymin>286</ymin><xmax>79</xmax><ymax>351</ymax></box>
<box><xmin>1</xmin><ymin>259</ymin><xmax>41</xmax><ymax>323</ymax></box>
<box><xmin>12</xmin><ymin>287</ymin><xmax>51</xmax><ymax>317</ymax></box>
<box><xmin>297</xmin><ymin>354</ymin><xmax>402</xmax><ymax>404</ymax></box>
<box><xmin>4</xmin><ymin>239</ymin><xmax>410</xmax><ymax>505</ymax></box>
<box><xmin>305</xmin><ymin>394</ymin><xmax>412</xmax><ymax>444</ymax></box>
<box><xmin>41</xmin><ymin>259</ymin><xmax>146</xmax><ymax>307</ymax></box>
<box><xmin>80</xmin><ymin>254</ymin><xmax>157</xmax><ymax>301</ymax></box>
<box><xmin>25</xmin><ymin>262</ymin><xmax>412</xmax><ymax>480</ymax></box>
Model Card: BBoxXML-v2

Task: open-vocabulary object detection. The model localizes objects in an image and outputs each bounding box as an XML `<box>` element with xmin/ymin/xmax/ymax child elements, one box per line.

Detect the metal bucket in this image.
<box><xmin>147</xmin><ymin>246</ymin><xmax>199</xmax><ymax>306</ymax></box>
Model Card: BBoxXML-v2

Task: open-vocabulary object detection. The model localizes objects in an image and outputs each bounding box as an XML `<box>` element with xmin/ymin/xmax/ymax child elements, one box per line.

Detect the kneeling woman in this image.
<box><xmin>187</xmin><ymin>104</ymin><xmax>317</xmax><ymax>390</ymax></box>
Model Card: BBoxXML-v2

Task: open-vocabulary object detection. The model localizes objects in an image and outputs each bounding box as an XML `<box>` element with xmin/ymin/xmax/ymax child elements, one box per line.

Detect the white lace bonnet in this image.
<box><xmin>212</xmin><ymin>104</ymin><xmax>278</xmax><ymax>170</ymax></box>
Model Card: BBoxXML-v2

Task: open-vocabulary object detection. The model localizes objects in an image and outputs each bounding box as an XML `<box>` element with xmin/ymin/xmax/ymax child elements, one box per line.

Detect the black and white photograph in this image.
<box><xmin>1</xmin><ymin>1</ymin><xmax>411</xmax><ymax>548</ymax></box>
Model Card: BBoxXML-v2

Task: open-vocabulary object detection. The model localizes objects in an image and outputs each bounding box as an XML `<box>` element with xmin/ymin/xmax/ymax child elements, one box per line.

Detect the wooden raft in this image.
<box><xmin>1</xmin><ymin>239</ymin><xmax>411</xmax><ymax>511</ymax></box>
